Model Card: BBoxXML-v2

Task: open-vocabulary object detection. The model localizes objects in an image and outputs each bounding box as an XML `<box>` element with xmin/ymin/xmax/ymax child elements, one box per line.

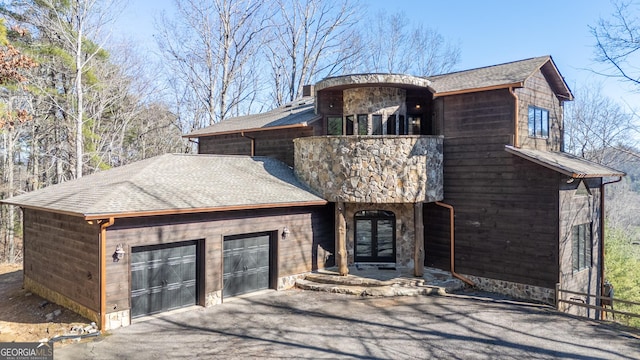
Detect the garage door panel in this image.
<box><xmin>223</xmin><ymin>234</ymin><xmax>272</xmax><ymax>298</ymax></box>
<box><xmin>131</xmin><ymin>241</ymin><xmax>198</xmax><ymax>318</ymax></box>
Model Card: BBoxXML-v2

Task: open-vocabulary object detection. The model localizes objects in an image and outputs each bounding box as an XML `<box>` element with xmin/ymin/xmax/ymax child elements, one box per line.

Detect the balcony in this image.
<box><xmin>294</xmin><ymin>136</ymin><xmax>443</xmax><ymax>203</ymax></box>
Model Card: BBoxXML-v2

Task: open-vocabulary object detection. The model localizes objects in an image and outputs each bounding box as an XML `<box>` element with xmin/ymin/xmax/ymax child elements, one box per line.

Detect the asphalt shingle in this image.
<box><xmin>2</xmin><ymin>154</ymin><xmax>326</xmax><ymax>219</ymax></box>
<box><xmin>185</xmin><ymin>97</ymin><xmax>318</xmax><ymax>138</ymax></box>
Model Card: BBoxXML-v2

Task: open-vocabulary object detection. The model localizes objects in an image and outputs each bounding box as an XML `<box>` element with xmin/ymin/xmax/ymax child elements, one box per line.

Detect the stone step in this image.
<box><xmin>295</xmin><ymin>278</ymin><xmax>447</xmax><ymax>297</ymax></box>
<box><xmin>304</xmin><ymin>273</ymin><xmax>425</xmax><ymax>287</ymax></box>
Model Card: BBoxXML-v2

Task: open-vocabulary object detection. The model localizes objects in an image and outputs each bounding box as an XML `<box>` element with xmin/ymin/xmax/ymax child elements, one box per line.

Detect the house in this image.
<box><xmin>2</xmin><ymin>56</ymin><xmax>624</xmax><ymax>330</ymax></box>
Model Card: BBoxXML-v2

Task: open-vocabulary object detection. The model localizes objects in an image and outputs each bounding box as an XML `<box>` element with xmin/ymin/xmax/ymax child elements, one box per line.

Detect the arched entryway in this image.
<box><xmin>354</xmin><ymin>210</ymin><xmax>396</xmax><ymax>263</ymax></box>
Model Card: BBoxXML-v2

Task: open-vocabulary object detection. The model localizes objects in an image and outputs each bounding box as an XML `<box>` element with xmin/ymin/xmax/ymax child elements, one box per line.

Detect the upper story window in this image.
<box><xmin>327</xmin><ymin>116</ymin><xmax>343</xmax><ymax>135</ymax></box>
<box><xmin>372</xmin><ymin>115</ymin><xmax>383</xmax><ymax>135</ymax></box>
<box><xmin>357</xmin><ymin>114</ymin><xmax>368</xmax><ymax>135</ymax></box>
<box><xmin>528</xmin><ymin>106</ymin><xmax>549</xmax><ymax>138</ymax></box>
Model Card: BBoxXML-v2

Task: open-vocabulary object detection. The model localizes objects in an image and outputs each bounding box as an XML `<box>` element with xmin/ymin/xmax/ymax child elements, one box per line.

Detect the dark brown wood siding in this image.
<box><xmin>105</xmin><ymin>206</ymin><xmax>333</xmax><ymax>313</ymax></box>
<box><xmin>197</xmin><ymin>127</ymin><xmax>316</xmax><ymax>166</ymax></box>
<box><xmin>23</xmin><ymin>209</ymin><xmax>101</xmax><ymax>312</ymax></box>
<box><xmin>437</xmin><ymin>89</ymin><xmax>515</xmax><ymax>138</ymax></box>
<box><xmin>558</xmin><ymin>178</ymin><xmax>602</xmax><ymax>317</ymax></box>
<box><xmin>517</xmin><ymin>70</ymin><xmax>564</xmax><ymax>151</ymax></box>
<box><xmin>425</xmin><ymin>88</ymin><xmax>562</xmax><ymax>288</ymax></box>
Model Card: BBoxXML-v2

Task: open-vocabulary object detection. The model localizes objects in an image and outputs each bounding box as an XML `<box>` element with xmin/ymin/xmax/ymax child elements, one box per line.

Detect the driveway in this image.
<box><xmin>56</xmin><ymin>290</ymin><xmax>639</xmax><ymax>359</ymax></box>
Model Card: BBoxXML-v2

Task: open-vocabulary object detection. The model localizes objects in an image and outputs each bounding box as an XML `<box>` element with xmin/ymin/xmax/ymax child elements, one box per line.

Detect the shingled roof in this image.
<box><xmin>428</xmin><ymin>56</ymin><xmax>573</xmax><ymax>100</ymax></box>
<box><xmin>184</xmin><ymin>96</ymin><xmax>319</xmax><ymax>138</ymax></box>
<box><xmin>505</xmin><ymin>146</ymin><xmax>625</xmax><ymax>178</ymax></box>
<box><xmin>2</xmin><ymin>154</ymin><xmax>327</xmax><ymax>220</ymax></box>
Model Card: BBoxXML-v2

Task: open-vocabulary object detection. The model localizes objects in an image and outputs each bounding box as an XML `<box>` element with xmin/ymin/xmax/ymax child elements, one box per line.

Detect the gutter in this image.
<box><xmin>599</xmin><ymin>176</ymin><xmax>622</xmax><ymax>319</ymax></box>
<box><xmin>433</xmin><ymin>82</ymin><xmax>524</xmax><ymax>98</ymax></box>
<box><xmin>99</xmin><ymin>217</ymin><xmax>115</xmax><ymax>331</ymax></box>
<box><xmin>435</xmin><ymin>201</ymin><xmax>475</xmax><ymax>286</ymax></box>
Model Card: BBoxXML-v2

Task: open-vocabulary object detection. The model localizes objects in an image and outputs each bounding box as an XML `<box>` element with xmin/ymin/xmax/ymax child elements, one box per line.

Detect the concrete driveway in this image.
<box><xmin>56</xmin><ymin>290</ymin><xmax>639</xmax><ymax>359</ymax></box>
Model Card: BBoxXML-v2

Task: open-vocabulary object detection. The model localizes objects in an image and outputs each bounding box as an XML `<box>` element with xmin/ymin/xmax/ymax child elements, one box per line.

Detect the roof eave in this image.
<box><xmin>505</xmin><ymin>145</ymin><xmax>626</xmax><ymax>178</ymax></box>
<box><xmin>183</xmin><ymin>121</ymin><xmax>316</xmax><ymax>138</ymax></box>
<box><xmin>83</xmin><ymin>200</ymin><xmax>329</xmax><ymax>220</ymax></box>
<box><xmin>5</xmin><ymin>200</ymin><xmax>329</xmax><ymax>221</ymax></box>
<box><xmin>433</xmin><ymin>82</ymin><xmax>524</xmax><ymax>98</ymax></box>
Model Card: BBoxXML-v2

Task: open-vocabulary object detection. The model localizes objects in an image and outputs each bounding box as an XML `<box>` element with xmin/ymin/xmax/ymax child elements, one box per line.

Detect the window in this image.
<box><xmin>572</xmin><ymin>223</ymin><xmax>592</xmax><ymax>272</ymax></box>
<box><xmin>399</xmin><ymin>115</ymin><xmax>406</xmax><ymax>135</ymax></box>
<box><xmin>372</xmin><ymin>115</ymin><xmax>383</xmax><ymax>135</ymax></box>
<box><xmin>354</xmin><ymin>210</ymin><xmax>396</xmax><ymax>263</ymax></box>
<box><xmin>386</xmin><ymin>115</ymin><xmax>396</xmax><ymax>135</ymax></box>
<box><xmin>357</xmin><ymin>114</ymin><xmax>368</xmax><ymax>135</ymax></box>
<box><xmin>346</xmin><ymin>115</ymin><xmax>354</xmax><ymax>135</ymax></box>
<box><xmin>327</xmin><ymin>116</ymin><xmax>343</xmax><ymax>135</ymax></box>
<box><xmin>528</xmin><ymin>106</ymin><xmax>549</xmax><ymax>138</ymax></box>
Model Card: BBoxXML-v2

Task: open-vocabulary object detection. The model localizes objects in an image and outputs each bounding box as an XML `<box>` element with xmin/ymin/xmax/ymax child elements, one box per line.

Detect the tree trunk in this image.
<box><xmin>75</xmin><ymin>8</ymin><xmax>84</xmax><ymax>178</ymax></box>
<box><xmin>6</xmin><ymin>126</ymin><xmax>15</xmax><ymax>263</ymax></box>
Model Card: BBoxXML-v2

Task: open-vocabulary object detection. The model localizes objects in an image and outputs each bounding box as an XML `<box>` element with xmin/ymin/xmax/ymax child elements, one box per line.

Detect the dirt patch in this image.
<box><xmin>0</xmin><ymin>263</ymin><xmax>94</xmax><ymax>343</ymax></box>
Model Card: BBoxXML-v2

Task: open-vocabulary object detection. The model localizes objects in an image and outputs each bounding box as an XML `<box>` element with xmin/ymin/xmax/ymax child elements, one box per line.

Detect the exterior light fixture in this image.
<box><xmin>282</xmin><ymin>227</ymin><xmax>290</xmax><ymax>239</ymax></box>
<box><xmin>416</xmin><ymin>104</ymin><xmax>421</xmax><ymax>109</ymax></box>
<box><xmin>113</xmin><ymin>244</ymin><xmax>125</xmax><ymax>262</ymax></box>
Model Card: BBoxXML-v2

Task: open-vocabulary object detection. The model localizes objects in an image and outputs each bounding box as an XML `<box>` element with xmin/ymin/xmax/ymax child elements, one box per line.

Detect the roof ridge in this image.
<box><xmin>429</xmin><ymin>55</ymin><xmax>551</xmax><ymax>78</ymax></box>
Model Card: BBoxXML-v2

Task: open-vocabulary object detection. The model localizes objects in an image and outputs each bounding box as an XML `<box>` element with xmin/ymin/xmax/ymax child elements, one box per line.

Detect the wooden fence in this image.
<box><xmin>555</xmin><ymin>285</ymin><xmax>640</xmax><ymax>321</ymax></box>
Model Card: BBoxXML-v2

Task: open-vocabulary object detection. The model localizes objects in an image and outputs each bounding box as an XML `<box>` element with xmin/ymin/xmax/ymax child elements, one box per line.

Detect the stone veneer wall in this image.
<box><xmin>344</xmin><ymin>87</ymin><xmax>406</xmax><ymax>122</ymax></box>
<box><xmin>464</xmin><ymin>274</ymin><xmax>555</xmax><ymax>305</ymax></box>
<box><xmin>344</xmin><ymin>203</ymin><xmax>416</xmax><ymax>268</ymax></box>
<box><xmin>294</xmin><ymin>136</ymin><xmax>443</xmax><ymax>203</ymax></box>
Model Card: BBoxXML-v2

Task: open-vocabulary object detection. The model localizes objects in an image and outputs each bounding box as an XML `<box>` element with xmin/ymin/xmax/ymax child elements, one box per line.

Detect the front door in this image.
<box><xmin>354</xmin><ymin>210</ymin><xmax>396</xmax><ymax>263</ymax></box>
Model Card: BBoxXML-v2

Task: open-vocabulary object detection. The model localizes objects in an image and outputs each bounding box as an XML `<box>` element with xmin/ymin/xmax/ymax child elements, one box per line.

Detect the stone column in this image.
<box><xmin>414</xmin><ymin>202</ymin><xmax>424</xmax><ymax>277</ymax></box>
<box><xmin>335</xmin><ymin>202</ymin><xmax>349</xmax><ymax>276</ymax></box>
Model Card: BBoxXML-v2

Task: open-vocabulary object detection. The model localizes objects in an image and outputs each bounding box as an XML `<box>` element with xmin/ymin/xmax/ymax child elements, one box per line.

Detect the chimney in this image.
<box><xmin>302</xmin><ymin>84</ymin><xmax>314</xmax><ymax>97</ymax></box>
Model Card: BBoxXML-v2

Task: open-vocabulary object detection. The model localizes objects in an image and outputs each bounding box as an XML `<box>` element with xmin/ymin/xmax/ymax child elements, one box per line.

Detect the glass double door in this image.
<box><xmin>354</xmin><ymin>210</ymin><xmax>396</xmax><ymax>263</ymax></box>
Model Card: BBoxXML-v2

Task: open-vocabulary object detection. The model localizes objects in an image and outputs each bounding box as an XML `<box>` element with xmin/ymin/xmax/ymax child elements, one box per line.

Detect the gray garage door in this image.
<box><xmin>223</xmin><ymin>233</ymin><xmax>271</xmax><ymax>298</ymax></box>
<box><xmin>131</xmin><ymin>241</ymin><xmax>197</xmax><ymax>318</ymax></box>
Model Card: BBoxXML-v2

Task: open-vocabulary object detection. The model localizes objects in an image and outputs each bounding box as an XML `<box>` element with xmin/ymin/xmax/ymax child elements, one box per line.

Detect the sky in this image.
<box><xmin>114</xmin><ymin>0</ymin><xmax>638</xmax><ymax>110</ymax></box>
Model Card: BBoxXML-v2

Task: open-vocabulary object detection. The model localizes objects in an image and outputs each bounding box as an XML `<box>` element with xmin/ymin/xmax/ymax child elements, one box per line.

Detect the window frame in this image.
<box><xmin>572</xmin><ymin>222</ymin><xmax>592</xmax><ymax>272</ymax></box>
<box><xmin>327</xmin><ymin>116</ymin><xmax>344</xmax><ymax>135</ymax></box>
<box><xmin>354</xmin><ymin>210</ymin><xmax>396</xmax><ymax>263</ymax></box>
<box><xmin>372</xmin><ymin>114</ymin><xmax>383</xmax><ymax>135</ymax></box>
<box><xmin>528</xmin><ymin>106</ymin><xmax>549</xmax><ymax>139</ymax></box>
<box><xmin>357</xmin><ymin>114</ymin><xmax>368</xmax><ymax>135</ymax></box>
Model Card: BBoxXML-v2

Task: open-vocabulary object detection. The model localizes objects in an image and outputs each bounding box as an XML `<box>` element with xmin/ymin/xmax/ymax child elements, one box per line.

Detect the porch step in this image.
<box><xmin>303</xmin><ymin>273</ymin><xmax>425</xmax><ymax>288</ymax></box>
<box><xmin>295</xmin><ymin>278</ymin><xmax>446</xmax><ymax>297</ymax></box>
<box><xmin>296</xmin><ymin>266</ymin><xmax>468</xmax><ymax>297</ymax></box>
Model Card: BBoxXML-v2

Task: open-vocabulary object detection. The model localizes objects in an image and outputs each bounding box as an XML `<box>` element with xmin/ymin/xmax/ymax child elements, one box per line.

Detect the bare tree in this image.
<box><xmin>564</xmin><ymin>83</ymin><xmax>639</xmax><ymax>164</ymax></box>
<box><xmin>0</xmin><ymin>19</ymin><xmax>36</xmax><ymax>263</ymax></box>
<box><xmin>359</xmin><ymin>11</ymin><xmax>460</xmax><ymax>76</ymax></box>
<box><xmin>265</xmin><ymin>0</ymin><xmax>361</xmax><ymax>105</ymax></box>
<box><xmin>591</xmin><ymin>0</ymin><xmax>640</xmax><ymax>88</ymax></box>
<box><xmin>156</xmin><ymin>0</ymin><xmax>267</xmax><ymax>129</ymax></box>
<box><xmin>28</xmin><ymin>0</ymin><xmax>123</xmax><ymax>178</ymax></box>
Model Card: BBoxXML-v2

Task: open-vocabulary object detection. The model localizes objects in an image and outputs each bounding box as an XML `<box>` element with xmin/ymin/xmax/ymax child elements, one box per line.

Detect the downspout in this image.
<box><xmin>99</xmin><ymin>217</ymin><xmax>115</xmax><ymax>331</ymax></box>
<box><xmin>599</xmin><ymin>176</ymin><xmax>622</xmax><ymax>319</ymax></box>
<box><xmin>435</xmin><ymin>201</ymin><xmax>475</xmax><ymax>286</ymax></box>
<box><xmin>240</xmin><ymin>131</ymin><xmax>255</xmax><ymax>156</ymax></box>
<box><xmin>509</xmin><ymin>87</ymin><xmax>519</xmax><ymax>148</ymax></box>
